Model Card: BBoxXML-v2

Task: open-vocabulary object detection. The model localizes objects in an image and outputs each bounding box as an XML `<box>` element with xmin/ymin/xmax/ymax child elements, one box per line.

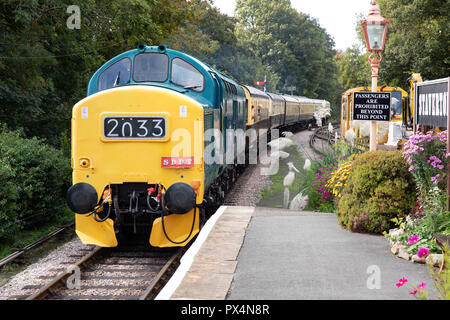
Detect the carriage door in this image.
<box><xmin>233</xmin><ymin>100</ymin><xmax>238</xmax><ymax>159</ymax></box>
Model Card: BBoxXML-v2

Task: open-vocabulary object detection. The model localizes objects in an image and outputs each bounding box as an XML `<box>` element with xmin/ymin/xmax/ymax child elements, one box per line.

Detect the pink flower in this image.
<box><xmin>409</xmin><ymin>290</ymin><xmax>418</xmax><ymax>295</ymax></box>
<box><xmin>408</xmin><ymin>235</ymin><xmax>420</xmax><ymax>244</ymax></box>
<box><xmin>318</xmin><ymin>156</ymin><xmax>322</xmax><ymax>160</ymax></box>
<box><xmin>417</xmin><ymin>248</ymin><xmax>429</xmax><ymax>258</ymax></box>
<box><xmin>431</xmin><ymin>174</ymin><xmax>441</xmax><ymax>184</ymax></box>
<box><xmin>396</xmin><ymin>277</ymin><xmax>408</xmax><ymax>288</ymax></box>
<box><xmin>417</xmin><ymin>282</ymin><xmax>426</xmax><ymax>290</ymax></box>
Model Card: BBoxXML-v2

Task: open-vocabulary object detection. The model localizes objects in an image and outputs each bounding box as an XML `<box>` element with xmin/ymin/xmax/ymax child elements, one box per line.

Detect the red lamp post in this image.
<box><xmin>361</xmin><ymin>0</ymin><xmax>389</xmax><ymax>151</ymax></box>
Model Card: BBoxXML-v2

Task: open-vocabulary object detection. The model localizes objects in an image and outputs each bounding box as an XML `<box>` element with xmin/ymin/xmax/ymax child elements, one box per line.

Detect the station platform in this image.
<box><xmin>156</xmin><ymin>206</ymin><xmax>435</xmax><ymax>300</ymax></box>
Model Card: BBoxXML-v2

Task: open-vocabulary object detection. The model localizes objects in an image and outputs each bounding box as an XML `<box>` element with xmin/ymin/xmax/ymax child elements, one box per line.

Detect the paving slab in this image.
<box><xmin>164</xmin><ymin>206</ymin><xmax>437</xmax><ymax>300</ymax></box>
<box><xmin>228</xmin><ymin>208</ymin><xmax>436</xmax><ymax>300</ymax></box>
<box><xmin>169</xmin><ymin>206</ymin><xmax>254</xmax><ymax>300</ymax></box>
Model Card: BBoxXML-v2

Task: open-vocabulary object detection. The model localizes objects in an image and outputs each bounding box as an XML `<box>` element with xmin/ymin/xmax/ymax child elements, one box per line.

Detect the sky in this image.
<box><xmin>212</xmin><ymin>0</ymin><xmax>373</xmax><ymax>52</ymax></box>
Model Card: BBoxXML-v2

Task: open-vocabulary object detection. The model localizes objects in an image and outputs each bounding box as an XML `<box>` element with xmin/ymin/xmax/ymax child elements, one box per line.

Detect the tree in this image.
<box><xmin>165</xmin><ymin>0</ymin><xmax>281</xmax><ymax>90</ymax></box>
<box><xmin>335</xmin><ymin>45</ymin><xmax>371</xmax><ymax>90</ymax></box>
<box><xmin>377</xmin><ymin>0</ymin><xmax>449</xmax><ymax>86</ymax></box>
<box><xmin>235</xmin><ymin>0</ymin><xmax>340</xmax><ymax>115</ymax></box>
<box><xmin>0</xmin><ymin>0</ymin><xmax>189</xmax><ymax>144</ymax></box>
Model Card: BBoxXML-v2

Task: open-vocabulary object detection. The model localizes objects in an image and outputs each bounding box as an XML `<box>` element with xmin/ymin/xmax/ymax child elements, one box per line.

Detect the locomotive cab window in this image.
<box><xmin>97</xmin><ymin>58</ymin><xmax>131</xmax><ymax>91</ymax></box>
<box><xmin>390</xmin><ymin>91</ymin><xmax>402</xmax><ymax>116</ymax></box>
<box><xmin>133</xmin><ymin>53</ymin><xmax>169</xmax><ymax>82</ymax></box>
<box><xmin>171</xmin><ymin>58</ymin><xmax>204</xmax><ymax>92</ymax></box>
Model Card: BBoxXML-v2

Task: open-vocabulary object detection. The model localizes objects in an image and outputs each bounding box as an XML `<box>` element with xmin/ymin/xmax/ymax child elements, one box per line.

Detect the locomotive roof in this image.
<box><xmin>342</xmin><ymin>86</ymin><xmax>408</xmax><ymax>97</ymax></box>
<box><xmin>86</xmin><ymin>44</ymin><xmax>245</xmax><ymax>108</ymax></box>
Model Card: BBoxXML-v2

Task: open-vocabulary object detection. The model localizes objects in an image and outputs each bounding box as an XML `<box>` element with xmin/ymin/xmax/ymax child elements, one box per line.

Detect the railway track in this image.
<box><xmin>13</xmin><ymin>245</ymin><xmax>183</xmax><ymax>300</ymax></box>
<box><xmin>0</xmin><ymin>223</ymin><xmax>75</xmax><ymax>269</ymax></box>
<box><xmin>3</xmin><ymin>128</ymin><xmax>318</xmax><ymax>299</ymax></box>
<box><xmin>309</xmin><ymin>124</ymin><xmax>339</xmax><ymax>146</ymax></box>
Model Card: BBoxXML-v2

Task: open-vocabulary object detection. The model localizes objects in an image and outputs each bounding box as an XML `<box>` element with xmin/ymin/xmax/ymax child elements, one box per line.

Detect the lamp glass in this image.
<box><xmin>366</xmin><ymin>23</ymin><xmax>386</xmax><ymax>50</ymax></box>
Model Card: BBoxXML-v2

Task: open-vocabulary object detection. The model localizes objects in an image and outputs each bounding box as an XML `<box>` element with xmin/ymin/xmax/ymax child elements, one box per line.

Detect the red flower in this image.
<box><xmin>417</xmin><ymin>248</ymin><xmax>429</xmax><ymax>258</ymax></box>
<box><xmin>396</xmin><ymin>277</ymin><xmax>408</xmax><ymax>288</ymax></box>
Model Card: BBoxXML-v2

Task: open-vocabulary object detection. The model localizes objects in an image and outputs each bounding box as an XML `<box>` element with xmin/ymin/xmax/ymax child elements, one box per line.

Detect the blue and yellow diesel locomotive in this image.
<box><xmin>66</xmin><ymin>45</ymin><xmax>329</xmax><ymax>248</ymax></box>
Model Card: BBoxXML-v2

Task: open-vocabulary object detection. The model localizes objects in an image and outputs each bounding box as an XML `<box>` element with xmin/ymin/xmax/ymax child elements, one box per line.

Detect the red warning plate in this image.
<box><xmin>161</xmin><ymin>156</ymin><xmax>194</xmax><ymax>168</ymax></box>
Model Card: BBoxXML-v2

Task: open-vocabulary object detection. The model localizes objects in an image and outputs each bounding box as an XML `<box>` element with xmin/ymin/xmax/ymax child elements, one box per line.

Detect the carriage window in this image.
<box><xmin>97</xmin><ymin>58</ymin><xmax>131</xmax><ymax>91</ymax></box>
<box><xmin>171</xmin><ymin>58</ymin><xmax>204</xmax><ymax>92</ymax></box>
<box><xmin>133</xmin><ymin>53</ymin><xmax>168</xmax><ymax>82</ymax></box>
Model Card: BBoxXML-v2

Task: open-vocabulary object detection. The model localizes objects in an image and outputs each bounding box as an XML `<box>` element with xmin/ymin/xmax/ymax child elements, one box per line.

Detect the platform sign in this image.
<box><xmin>414</xmin><ymin>77</ymin><xmax>449</xmax><ymax>128</ymax></box>
<box><xmin>353</xmin><ymin>92</ymin><xmax>391</xmax><ymax>121</ymax></box>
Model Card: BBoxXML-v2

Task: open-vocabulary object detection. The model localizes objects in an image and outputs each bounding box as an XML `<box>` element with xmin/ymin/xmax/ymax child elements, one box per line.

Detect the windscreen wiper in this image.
<box><xmin>183</xmin><ymin>85</ymin><xmax>201</xmax><ymax>90</ymax></box>
<box><xmin>113</xmin><ymin>71</ymin><xmax>121</xmax><ymax>87</ymax></box>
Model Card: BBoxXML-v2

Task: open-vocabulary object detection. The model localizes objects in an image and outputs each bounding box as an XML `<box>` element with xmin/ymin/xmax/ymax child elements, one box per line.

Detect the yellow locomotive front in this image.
<box><xmin>68</xmin><ymin>85</ymin><xmax>204</xmax><ymax>247</ymax></box>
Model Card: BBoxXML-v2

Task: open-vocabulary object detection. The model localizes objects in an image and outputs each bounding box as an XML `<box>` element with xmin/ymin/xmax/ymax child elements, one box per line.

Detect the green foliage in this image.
<box><xmin>0</xmin><ymin>126</ymin><xmax>71</xmax><ymax>240</ymax></box>
<box><xmin>433</xmin><ymin>245</ymin><xmax>450</xmax><ymax>300</ymax></box>
<box><xmin>305</xmin><ymin>160</ymin><xmax>335</xmax><ymax>212</ymax></box>
<box><xmin>392</xmin><ymin>196</ymin><xmax>450</xmax><ymax>255</ymax></box>
<box><xmin>377</xmin><ymin>0</ymin><xmax>449</xmax><ymax>87</ymax></box>
<box><xmin>165</xmin><ymin>0</ymin><xmax>282</xmax><ymax>91</ymax></box>
<box><xmin>335</xmin><ymin>0</ymin><xmax>448</xmax><ymax>94</ymax></box>
<box><xmin>336</xmin><ymin>150</ymin><xmax>416</xmax><ymax>234</ymax></box>
<box><xmin>401</xmin><ymin>130</ymin><xmax>448</xmax><ymax>207</ymax></box>
<box><xmin>0</xmin><ymin>158</ymin><xmax>21</xmax><ymax>239</ymax></box>
<box><xmin>334</xmin><ymin>45</ymin><xmax>371</xmax><ymax>90</ymax></box>
<box><xmin>234</xmin><ymin>0</ymin><xmax>341</xmax><ymax>114</ymax></box>
<box><xmin>0</xmin><ymin>0</ymin><xmax>189</xmax><ymax>144</ymax></box>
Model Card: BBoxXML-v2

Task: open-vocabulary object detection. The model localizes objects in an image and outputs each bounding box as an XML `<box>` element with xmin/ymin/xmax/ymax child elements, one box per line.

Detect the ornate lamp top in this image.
<box><xmin>367</xmin><ymin>1</ymin><xmax>386</xmax><ymax>23</ymax></box>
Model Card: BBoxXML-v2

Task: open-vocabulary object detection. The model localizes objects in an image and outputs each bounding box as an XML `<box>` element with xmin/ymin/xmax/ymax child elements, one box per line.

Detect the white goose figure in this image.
<box><xmin>328</xmin><ymin>122</ymin><xmax>334</xmax><ymax>133</ymax></box>
<box><xmin>283</xmin><ymin>162</ymin><xmax>300</xmax><ymax>209</ymax></box>
<box><xmin>268</xmin><ymin>137</ymin><xmax>294</xmax><ymax>151</ymax></box>
<box><xmin>303</xmin><ymin>158</ymin><xmax>311</xmax><ymax>171</ymax></box>
<box><xmin>270</xmin><ymin>150</ymin><xmax>290</xmax><ymax>160</ymax></box>
<box><xmin>289</xmin><ymin>193</ymin><xmax>308</xmax><ymax>211</ymax></box>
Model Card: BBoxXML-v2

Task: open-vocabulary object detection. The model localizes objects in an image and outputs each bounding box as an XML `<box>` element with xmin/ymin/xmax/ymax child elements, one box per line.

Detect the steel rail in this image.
<box><xmin>23</xmin><ymin>246</ymin><xmax>183</xmax><ymax>300</ymax></box>
<box><xmin>139</xmin><ymin>249</ymin><xmax>182</xmax><ymax>300</ymax></box>
<box><xmin>0</xmin><ymin>222</ymin><xmax>75</xmax><ymax>268</ymax></box>
<box><xmin>25</xmin><ymin>246</ymin><xmax>103</xmax><ymax>300</ymax></box>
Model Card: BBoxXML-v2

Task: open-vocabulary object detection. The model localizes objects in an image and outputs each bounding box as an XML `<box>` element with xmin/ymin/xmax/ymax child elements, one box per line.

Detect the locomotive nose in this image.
<box><xmin>66</xmin><ymin>182</ymin><xmax>99</xmax><ymax>214</ymax></box>
<box><xmin>164</xmin><ymin>182</ymin><xmax>196</xmax><ymax>214</ymax></box>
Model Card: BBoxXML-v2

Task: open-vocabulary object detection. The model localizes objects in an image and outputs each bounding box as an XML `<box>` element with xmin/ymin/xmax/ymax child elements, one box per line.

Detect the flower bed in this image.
<box><xmin>383</xmin><ymin>130</ymin><xmax>449</xmax><ymax>271</ymax></box>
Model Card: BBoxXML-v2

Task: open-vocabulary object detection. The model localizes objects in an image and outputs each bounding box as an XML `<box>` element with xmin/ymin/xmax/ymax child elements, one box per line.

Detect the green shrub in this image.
<box><xmin>0</xmin><ymin>126</ymin><xmax>71</xmax><ymax>240</ymax></box>
<box><xmin>336</xmin><ymin>150</ymin><xmax>416</xmax><ymax>234</ymax></box>
<box><xmin>0</xmin><ymin>160</ymin><xmax>21</xmax><ymax>238</ymax></box>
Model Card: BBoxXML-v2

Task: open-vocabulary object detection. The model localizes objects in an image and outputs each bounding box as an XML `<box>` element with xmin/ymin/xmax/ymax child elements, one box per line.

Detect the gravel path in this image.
<box><xmin>224</xmin><ymin>163</ymin><xmax>272</xmax><ymax>206</ymax></box>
